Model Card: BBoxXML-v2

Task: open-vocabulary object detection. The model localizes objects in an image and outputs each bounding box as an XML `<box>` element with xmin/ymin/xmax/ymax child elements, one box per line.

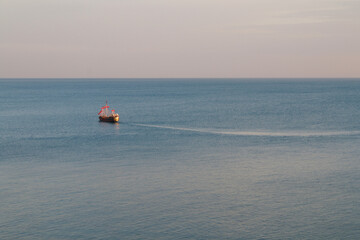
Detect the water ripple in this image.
<box><xmin>134</xmin><ymin>124</ymin><xmax>360</xmax><ymax>137</ymax></box>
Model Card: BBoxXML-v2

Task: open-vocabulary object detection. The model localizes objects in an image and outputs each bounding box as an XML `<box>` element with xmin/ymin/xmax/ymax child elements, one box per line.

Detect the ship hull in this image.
<box><xmin>99</xmin><ymin>116</ymin><xmax>119</xmax><ymax>122</ymax></box>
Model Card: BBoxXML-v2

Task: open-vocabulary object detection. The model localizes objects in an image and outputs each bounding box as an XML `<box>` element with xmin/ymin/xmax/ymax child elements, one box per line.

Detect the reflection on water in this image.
<box><xmin>99</xmin><ymin>121</ymin><xmax>120</xmax><ymax>130</ymax></box>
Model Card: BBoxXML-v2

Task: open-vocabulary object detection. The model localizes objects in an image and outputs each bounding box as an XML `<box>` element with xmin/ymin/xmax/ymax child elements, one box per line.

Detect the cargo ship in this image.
<box><xmin>98</xmin><ymin>101</ymin><xmax>119</xmax><ymax>122</ymax></box>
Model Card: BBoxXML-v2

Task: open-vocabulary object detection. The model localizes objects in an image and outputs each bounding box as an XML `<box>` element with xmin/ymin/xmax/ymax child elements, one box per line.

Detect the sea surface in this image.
<box><xmin>1</xmin><ymin>79</ymin><xmax>360</xmax><ymax>239</ymax></box>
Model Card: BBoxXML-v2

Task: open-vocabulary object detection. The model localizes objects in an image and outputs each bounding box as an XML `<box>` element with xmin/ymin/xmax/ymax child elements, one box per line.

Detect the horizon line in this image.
<box><xmin>1</xmin><ymin>77</ymin><xmax>360</xmax><ymax>80</ymax></box>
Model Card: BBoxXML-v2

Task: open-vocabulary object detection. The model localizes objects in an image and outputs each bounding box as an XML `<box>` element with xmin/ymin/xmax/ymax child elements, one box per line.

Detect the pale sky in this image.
<box><xmin>1</xmin><ymin>0</ymin><xmax>359</xmax><ymax>78</ymax></box>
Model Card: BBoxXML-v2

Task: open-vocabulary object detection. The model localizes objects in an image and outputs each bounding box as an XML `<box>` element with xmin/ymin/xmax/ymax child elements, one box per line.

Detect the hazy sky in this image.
<box><xmin>1</xmin><ymin>0</ymin><xmax>359</xmax><ymax>78</ymax></box>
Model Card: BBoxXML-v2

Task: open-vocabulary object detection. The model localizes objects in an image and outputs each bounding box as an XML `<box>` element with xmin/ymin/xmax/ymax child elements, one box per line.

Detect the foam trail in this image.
<box><xmin>134</xmin><ymin>124</ymin><xmax>360</xmax><ymax>137</ymax></box>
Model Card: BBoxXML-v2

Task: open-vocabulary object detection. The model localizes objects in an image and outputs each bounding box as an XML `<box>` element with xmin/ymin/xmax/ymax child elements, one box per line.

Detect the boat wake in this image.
<box><xmin>133</xmin><ymin>124</ymin><xmax>360</xmax><ymax>137</ymax></box>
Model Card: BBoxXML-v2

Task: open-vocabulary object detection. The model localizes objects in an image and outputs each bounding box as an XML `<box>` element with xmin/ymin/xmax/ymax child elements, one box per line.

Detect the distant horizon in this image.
<box><xmin>1</xmin><ymin>77</ymin><xmax>360</xmax><ymax>81</ymax></box>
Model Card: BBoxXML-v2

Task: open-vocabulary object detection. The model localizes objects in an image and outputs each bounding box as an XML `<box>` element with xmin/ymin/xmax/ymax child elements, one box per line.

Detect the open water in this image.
<box><xmin>1</xmin><ymin>79</ymin><xmax>360</xmax><ymax>239</ymax></box>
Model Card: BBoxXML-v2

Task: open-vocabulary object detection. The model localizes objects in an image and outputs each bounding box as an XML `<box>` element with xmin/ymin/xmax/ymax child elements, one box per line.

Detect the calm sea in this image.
<box><xmin>1</xmin><ymin>79</ymin><xmax>360</xmax><ymax>239</ymax></box>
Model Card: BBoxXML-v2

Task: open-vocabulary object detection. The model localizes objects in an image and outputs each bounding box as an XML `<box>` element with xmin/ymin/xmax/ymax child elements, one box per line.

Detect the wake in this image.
<box><xmin>134</xmin><ymin>124</ymin><xmax>360</xmax><ymax>137</ymax></box>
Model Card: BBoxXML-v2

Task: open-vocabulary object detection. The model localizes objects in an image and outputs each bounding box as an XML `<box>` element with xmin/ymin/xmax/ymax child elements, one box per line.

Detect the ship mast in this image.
<box><xmin>106</xmin><ymin>100</ymin><xmax>108</xmax><ymax>116</ymax></box>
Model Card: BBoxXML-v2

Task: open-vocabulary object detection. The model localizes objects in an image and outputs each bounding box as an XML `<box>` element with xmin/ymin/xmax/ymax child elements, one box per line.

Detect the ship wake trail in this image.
<box><xmin>134</xmin><ymin>124</ymin><xmax>360</xmax><ymax>137</ymax></box>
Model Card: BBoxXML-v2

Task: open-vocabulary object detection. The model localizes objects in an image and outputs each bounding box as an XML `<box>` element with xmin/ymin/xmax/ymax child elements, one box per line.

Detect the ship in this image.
<box><xmin>98</xmin><ymin>101</ymin><xmax>119</xmax><ymax>122</ymax></box>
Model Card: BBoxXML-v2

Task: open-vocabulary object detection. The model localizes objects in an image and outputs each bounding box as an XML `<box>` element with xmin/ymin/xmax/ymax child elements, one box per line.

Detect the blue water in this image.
<box><xmin>1</xmin><ymin>79</ymin><xmax>360</xmax><ymax>239</ymax></box>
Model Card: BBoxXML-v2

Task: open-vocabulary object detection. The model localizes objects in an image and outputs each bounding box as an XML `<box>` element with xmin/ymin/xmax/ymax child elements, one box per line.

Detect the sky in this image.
<box><xmin>1</xmin><ymin>0</ymin><xmax>359</xmax><ymax>78</ymax></box>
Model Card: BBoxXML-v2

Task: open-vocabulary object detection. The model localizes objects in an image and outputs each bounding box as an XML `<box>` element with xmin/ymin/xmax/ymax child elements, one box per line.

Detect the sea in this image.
<box><xmin>1</xmin><ymin>78</ymin><xmax>360</xmax><ymax>239</ymax></box>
